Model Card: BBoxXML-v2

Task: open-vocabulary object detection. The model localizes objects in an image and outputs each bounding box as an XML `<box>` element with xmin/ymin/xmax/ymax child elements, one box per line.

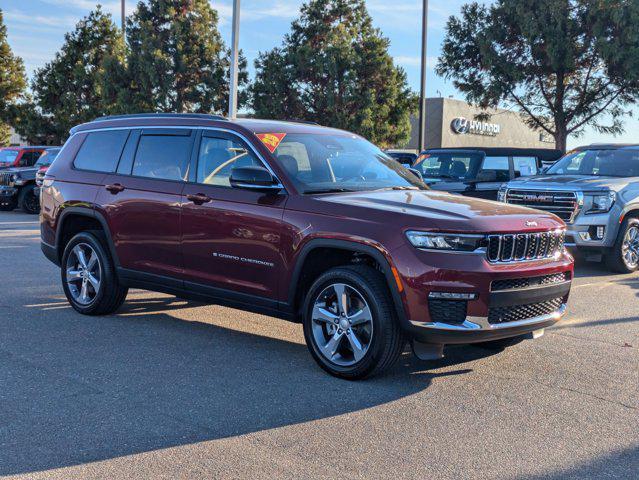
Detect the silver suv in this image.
<box><xmin>499</xmin><ymin>144</ymin><xmax>639</xmax><ymax>273</ymax></box>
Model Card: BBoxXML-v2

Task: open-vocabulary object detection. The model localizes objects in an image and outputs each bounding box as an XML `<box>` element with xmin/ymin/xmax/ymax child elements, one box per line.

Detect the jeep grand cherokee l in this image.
<box><xmin>40</xmin><ymin>114</ymin><xmax>573</xmax><ymax>379</ymax></box>
<box><xmin>499</xmin><ymin>144</ymin><xmax>639</xmax><ymax>273</ymax></box>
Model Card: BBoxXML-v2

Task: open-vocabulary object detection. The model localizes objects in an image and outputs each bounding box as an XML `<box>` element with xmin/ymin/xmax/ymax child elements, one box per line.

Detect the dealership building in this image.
<box><xmin>405</xmin><ymin>97</ymin><xmax>555</xmax><ymax>151</ymax></box>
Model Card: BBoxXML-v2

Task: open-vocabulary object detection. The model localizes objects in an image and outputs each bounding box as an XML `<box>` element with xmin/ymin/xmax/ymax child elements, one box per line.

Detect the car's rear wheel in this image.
<box><xmin>607</xmin><ymin>217</ymin><xmax>639</xmax><ymax>273</ymax></box>
<box><xmin>61</xmin><ymin>231</ymin><xmax>128</xmax><ymax>315</ymax></box>
<box><xmin>302</xmin><ymin>265</ymin><xmax>404</xmax><ymax>380</ymax></box>
<box><xmin>19</xmin><ymin>185</ymin><xmax>40</xmax><ymax>214</ymax></box>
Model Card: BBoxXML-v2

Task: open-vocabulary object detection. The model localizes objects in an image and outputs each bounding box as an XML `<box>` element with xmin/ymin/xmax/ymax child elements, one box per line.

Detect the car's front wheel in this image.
<box><xmin>607</xmin><ymin>217</ymin><xmax>639</xmax><ymax>273</ymax></box>
<box><xmin>61</xmin><ymin>231</ymin><xmax>128</xmax><ymax>315</ymax></box>
<box><xmin>18</xmin><ymin>184</ymin><xmax>40</xmax><ymax>214</ymax></box>
<box><xmin>302</xmin><ymin>265</ymin><xmax>405</xmax><ymax>380</ymax></box>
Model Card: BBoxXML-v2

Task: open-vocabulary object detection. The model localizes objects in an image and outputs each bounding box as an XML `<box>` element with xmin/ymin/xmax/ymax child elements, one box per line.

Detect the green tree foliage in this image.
<box><xmin>0</xmin><ymin>9</ymin><xmax>27</xmax><ymax>146</ymax></box>
<box><xmin>437</xmin><ymin>0</ymin><xmax>639</xmax><ymax>151</ymax></box>
<box><xmin>120</xmin><ymin>0</ymin><xmax>248</xmax><ymax>114</ymax></box>
<box><xmin>13</xmin><ymin>7</ymin><xmax>124</xmax><ymax>145</ymax></box>
<box><xmin>251</xmin><ymin>0</ymin><xmax>416</xmax><ymax>148</ymax></box>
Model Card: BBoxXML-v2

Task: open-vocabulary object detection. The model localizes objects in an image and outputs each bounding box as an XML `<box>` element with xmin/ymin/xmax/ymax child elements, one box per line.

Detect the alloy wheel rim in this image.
<box><xmin>66</xmin><ymin>243</ymin><xmax>101</xmax><ymax>305</ymax></box>
<box><xmin>311</xmin><ymin>283</ymin><xmax>374</xmax><ymax>367</ymax></box>
<box><xmin>622</xmin><ymin>226</ymin><xmax>639</xmax><ymax>269</ymax></box>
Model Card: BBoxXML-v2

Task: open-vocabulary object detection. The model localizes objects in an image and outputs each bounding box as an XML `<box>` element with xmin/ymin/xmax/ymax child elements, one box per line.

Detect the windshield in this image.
<box><xmin>546</xmin><ymin>149</ymin><xmax>639</xmax><ymax>177</ymax></box>
<box><xmin>414</xmin><ymin>152</ymin><xmax>483</xmax><ymax>180</ymax></box>
<box><xmin>0</xmin><ymin>150</ymin><xmax>19</xmax><ymax>165</ymax></box>
<box><xmin>270</xmin><ymin>133</ymin><xmax>425</xmax><ymax>193</ymax></box>
<box><xmin>35</xmin><ymin>149</ymin><xmax>61</xmax><ymax>167</ymax></box>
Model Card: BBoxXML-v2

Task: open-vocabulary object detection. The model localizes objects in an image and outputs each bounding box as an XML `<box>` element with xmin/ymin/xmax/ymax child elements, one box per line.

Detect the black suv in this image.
<box><xmin>412</xmin><ymin>147</ymin><xmax>563</xmax><ymax>200</ymax></box>
<box><xmin>0</xmin><ymin>147</ymin><xmax>58</xmax><ymax>214</ymax></box>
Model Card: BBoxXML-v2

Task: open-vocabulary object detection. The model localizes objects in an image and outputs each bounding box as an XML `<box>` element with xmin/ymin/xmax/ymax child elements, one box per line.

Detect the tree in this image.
<box><xmin>251</xmin><ymin>0</ymin><xmax>416</xmax><ymax>148</ymax></box>
<box><xmin>437</xmin><ymin>0</ymin><xmax>639</xmax><ymax>151</ymax></box>
<box><xmin>13</xmin><ymin>7</ymin><xmax>125</xmax><ymax>145</ymax></box>
<box><xmin>0</xmin><ymin>9</ymin><xmax>27</xmax><ymax>146</ymax></box>
<box><xmin>121</xmin><ymin>0</ymin><xmax>248</xmax><ymax>114</ymax></box>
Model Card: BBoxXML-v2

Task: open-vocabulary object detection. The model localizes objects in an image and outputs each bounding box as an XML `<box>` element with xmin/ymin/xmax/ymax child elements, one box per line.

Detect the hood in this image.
<box><xmin>310</xmin><ymin>189</ymin><xmax>563</xmax><ymax>233</ymax></box>
<box><xmin>507</xmin><ymin>175</ymin><xmax>630</xmax><ymax>192</ymax></box>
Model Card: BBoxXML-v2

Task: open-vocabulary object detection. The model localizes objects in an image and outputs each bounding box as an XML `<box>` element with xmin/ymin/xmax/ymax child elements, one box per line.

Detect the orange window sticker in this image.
<box><xmin>256</xmin><ymin>133</ymin><xmax>287</xmax><ymax>153</ymax></box>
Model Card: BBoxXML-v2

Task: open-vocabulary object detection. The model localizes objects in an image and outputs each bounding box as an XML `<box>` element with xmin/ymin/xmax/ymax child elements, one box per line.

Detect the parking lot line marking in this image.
<box><xmin>0</xmin><ymin>221</ymin><xmax>39</xmax><ymax>225</ymax></box>
<box><xmin>0</xmin><ymin>245</ymin><xmax>27</xmax><ymax>249</ymax></box>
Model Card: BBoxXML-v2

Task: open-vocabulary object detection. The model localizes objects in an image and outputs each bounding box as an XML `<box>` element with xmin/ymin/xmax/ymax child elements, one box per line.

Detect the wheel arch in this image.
<box><xmin>288</xmin><ymin>239</ymin><xmax>407</xmax><ymax>325</ymax></box>
<box><xmin>55</xmin><ymin>207</ymin><xmax>120</xmax><ymax>267</ymax></box>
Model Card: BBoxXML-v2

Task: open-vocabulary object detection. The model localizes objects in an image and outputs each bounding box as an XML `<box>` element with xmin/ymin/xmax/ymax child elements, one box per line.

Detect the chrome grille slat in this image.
<box><xmin>0</xmin><ymin>172</ymin><xmax>12</xmax><ymax>186</ymax></box>
<box><xmin>487</xmin><ymin>230</ymin><xmax>565</xmax><ymax>264</ymax></box>
<box><xmin>505</xmin><ymin>190</ymin><xmax>579</xmax><ymax>223</ymax></box>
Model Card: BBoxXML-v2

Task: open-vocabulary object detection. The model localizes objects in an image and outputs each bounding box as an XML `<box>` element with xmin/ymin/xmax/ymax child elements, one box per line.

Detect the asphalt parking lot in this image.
<box><xmin>0</xmin><ymin>210</ymin><xmax>637</xmax><ymax>479</ymax></box>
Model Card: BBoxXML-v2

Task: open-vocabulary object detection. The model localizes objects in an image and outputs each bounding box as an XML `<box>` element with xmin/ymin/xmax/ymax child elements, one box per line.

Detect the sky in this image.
<box><xmin>3</xmin><ymin>0</ymin><xmax>637</xmax><ymax>148</ymax></box>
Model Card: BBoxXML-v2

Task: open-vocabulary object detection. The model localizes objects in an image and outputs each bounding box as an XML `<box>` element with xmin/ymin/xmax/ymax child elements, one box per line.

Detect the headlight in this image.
<box><xmin>585</xmin><ymin>191</ymin><xmax>615</xmax><ymax>214</ymax></box>
<box><xmin>406</xmin><ymin>231</ymin><xmax>485</xmax><ymax>252</ymax></box>
<box><xmin>497</xmin><ymin>185</ymin><xmax>508</xmax><ymax>202</ymax></box>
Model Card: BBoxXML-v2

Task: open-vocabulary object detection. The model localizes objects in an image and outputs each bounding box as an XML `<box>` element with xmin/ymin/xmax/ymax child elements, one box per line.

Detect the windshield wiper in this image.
<box><xmin>303</xmin><ymin>187</ymin><xmax>357</xmax><ymax>194</ymax></box>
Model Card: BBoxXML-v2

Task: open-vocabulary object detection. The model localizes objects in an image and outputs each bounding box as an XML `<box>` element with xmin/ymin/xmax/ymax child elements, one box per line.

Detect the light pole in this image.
<box><xmin>121</xmin><ymin>0</ymin><xmax>125</xmax><ymax>34</ymax></box>
<box><xmin>228</xmin><ymin>0</ymin><xmax>241</xmax><ymax>119</ymax></box>
<box><xmin>418</xmin><ymin>0</ymin><xmax>429</xmax><ymax>152</ymax></box>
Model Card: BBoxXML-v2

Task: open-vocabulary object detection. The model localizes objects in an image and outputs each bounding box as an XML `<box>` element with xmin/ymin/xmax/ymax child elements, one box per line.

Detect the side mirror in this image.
<box><xmin>475</xmin><ymin>170</ymin><xmax>498</xmax><ymax>182</ymax></box>
<box><xmin>230</xmin><ymin>166</ymin><xmax>282</xmax><ymax>193</ymax></box>
<box><xmin>408</xmin><ymin>168</ymin><xmax>423</xmax><ymax>181</ymax></box>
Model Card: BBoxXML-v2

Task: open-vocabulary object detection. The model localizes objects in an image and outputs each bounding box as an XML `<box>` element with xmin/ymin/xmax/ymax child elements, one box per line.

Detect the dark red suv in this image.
<box><xmin>40</xmin><ymin>114</ymin><xmax>573</xmax><ymax>379</ymax></box>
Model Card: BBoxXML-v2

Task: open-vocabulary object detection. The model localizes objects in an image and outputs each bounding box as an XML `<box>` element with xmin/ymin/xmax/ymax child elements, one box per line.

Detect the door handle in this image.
<box><xmin>186</xmin><ymin>193</ymin><xmax>212</xmax><ymax>205</ymax></box>
<box><xmin>105</xmin><ymin>183</ymin><xmax>125</xmax><ymax>194</ymax></box>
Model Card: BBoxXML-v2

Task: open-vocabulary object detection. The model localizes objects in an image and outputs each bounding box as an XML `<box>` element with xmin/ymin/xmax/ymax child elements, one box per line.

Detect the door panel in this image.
<box><xmin>96</xmin><ymin>129</ymin><xmax>194</xmax><ymax>278</ymax></box>
<box><xmin>181</xmin><ymin>131</ymin><xmax>286</xmax><ymax>299</ymax></box>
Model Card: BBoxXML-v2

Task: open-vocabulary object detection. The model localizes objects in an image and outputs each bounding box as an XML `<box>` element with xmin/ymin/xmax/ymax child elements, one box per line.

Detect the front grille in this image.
<box><xmin>491</xmin><ymin>272</ymin><xmax>571</xmax><ymax>291</ymax></box>
<box><xmin>428</xmin><ymin>299</ymin><xmax>467</xmax><ymax>325</ymax></box>
<box><xmin>487</xmin><ymin>230</ymin><xmax>565</xmax><ymax>263</ymax></box>
<box><xmin>0</xmin><ymin>172</ymin><xmax>12</xmax><ymax>186</ymax></box>
<box><xmin>488</xmin><ymin>297</ymin><xmax>564</xmax><ymax>324</ymax></box>
<box><xmin>506</xmin><ymin>190</ymin><xmax>578</xmax><ymax>223</ymax></box>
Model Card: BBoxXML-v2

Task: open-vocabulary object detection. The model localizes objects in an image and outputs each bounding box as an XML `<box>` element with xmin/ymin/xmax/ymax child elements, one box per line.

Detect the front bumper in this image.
<box><xmin>391</xmin><ymin>243</ymin><xmax>573</xmax><ymax>344</ymax></box>
<box><xmin>564</xmin><ymin>209</ymin><xmax>620</xmax><ymax>249</ymax></box>
<box><xmin>0</xmin><ymin>186</ymin><xmax>17</xmax><ymax>197</ymax></box>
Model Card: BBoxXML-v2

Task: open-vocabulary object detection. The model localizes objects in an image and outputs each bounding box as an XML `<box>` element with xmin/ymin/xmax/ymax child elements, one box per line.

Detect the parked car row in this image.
<box><xmin>0</xmin><ymin>146</ymin><xmax>61</xmax><ymax>214</ymax></box>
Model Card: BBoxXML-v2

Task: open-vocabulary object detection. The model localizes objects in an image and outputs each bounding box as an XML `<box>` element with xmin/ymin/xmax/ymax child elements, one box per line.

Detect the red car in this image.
<box><xmin>0</xmin><ymin>146</ymin><xmax>46</xmax><ymax>169</ymax></box>
<box><xmin>40</xmin><ymin>114</ymin><xmax>573</xmax><ymax>379</ymax></box>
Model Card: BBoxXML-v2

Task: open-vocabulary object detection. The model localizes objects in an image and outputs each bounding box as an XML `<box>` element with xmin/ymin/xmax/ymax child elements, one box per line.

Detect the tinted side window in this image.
<box><xmin>132</xmin><ymin>134</ymin><xmax>192</xmax><ymax>181</ymax></box>
<box><xmin>197</xmin><ymin>136</ymin><xmax>261</xmax><ymax>187</ymax></box>
<box><xmin>513</xmin><ymin>156</ymin><xmax>539</xmax><ymax>176</ymax></box>
<box><xmin>74</xmin><ymin>130</ymin><xmax>130</xmax><ymax>172</ymax></box>
<box><xmin>481</xmin><ymin>156</ymin><xmax>510</xmax><ymax>181</ymax></box>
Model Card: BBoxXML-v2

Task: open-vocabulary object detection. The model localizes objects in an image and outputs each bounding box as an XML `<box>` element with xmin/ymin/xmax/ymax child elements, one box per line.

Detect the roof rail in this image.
<box><xmin>92</xmin><ymin>113</ymin><xmax>227</xmax><ymax>122</ymax></box>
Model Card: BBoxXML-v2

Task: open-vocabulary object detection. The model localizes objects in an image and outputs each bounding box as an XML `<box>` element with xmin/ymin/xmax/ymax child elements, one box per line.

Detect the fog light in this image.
<box><xmin>578</xmin><ymin>231</ymin><xmax>591</xmax><ymax>241</ymax></box>
<box><xmin>428</xmin><ymin>292</ymin><xmax>478</xmax><ymax>300</ymax></box>
<box><xmin>596</xmin><ymin>226</ymin><xmax>605</xmax><ymax>239</ymax></box>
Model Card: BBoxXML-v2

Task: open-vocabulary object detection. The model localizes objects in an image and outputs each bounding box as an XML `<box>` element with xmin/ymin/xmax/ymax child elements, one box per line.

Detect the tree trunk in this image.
<box><xmin>554</xmin><ymin>128</ymin><xmax>568</xmax><ymax>153</ymax></box>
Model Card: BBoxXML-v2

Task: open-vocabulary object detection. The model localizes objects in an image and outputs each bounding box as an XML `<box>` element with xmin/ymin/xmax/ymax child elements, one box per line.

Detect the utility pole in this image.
<box><xmin>228</xmin><ymin>0</ymin><xmax>241</xmax><ymax>119</ymax></box>
<box><xmin>121</xmin><ymin>0</ymin><xmax>125</xmax><ymax>34</ymax></box>
<box><xmin>418</xmin><ymin>0</ymin><xmax>429</xmax><ymax>152</ymax></box>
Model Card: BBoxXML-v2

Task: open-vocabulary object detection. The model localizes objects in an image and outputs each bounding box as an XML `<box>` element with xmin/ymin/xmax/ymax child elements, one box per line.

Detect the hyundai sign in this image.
<box><xmin>451</xmin><ymin>117</ymin><xmax>501</xmax><ymax>137</ymax></box>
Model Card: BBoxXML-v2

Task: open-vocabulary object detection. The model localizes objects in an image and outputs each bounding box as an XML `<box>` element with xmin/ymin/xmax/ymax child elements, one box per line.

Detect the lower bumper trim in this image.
<box><xmin>410</xmin><ymin>304</ymin><xmax>566</xmax><ymax>332</ymax></box>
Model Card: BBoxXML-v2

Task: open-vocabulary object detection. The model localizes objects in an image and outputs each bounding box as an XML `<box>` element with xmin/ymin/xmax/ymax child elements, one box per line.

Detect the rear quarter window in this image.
<box><xmin>73</xmin><ymin>130</ymin><xmax>130</xmax><ymax>172</ymax></box>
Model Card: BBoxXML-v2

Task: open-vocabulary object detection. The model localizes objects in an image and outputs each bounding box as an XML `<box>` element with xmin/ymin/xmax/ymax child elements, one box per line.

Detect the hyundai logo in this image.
<box><xmin>451</xmin><ymin>117</ymin><xmax>471</xmax><ymax>134</ymax></box>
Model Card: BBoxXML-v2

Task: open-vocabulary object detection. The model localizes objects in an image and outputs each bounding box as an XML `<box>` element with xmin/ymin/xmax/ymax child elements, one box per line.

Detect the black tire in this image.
<box><xmin>18</xmin><ymin>184</ymin><xmax>40</xmax><ymax>214</ymax></box>
<box><xmin>61</xmin><ymin>231</ymin><xmax>128</xmax><ymax>315</ymax></box>
<box><xmin>302</xmin><ymin>265</ymin><xmax>405</xmax><ymax>380</ymax></box>
<box><xmin>474</xmin><ymin>335</ymin><xmax>526</xmax><ymax>351</ymax></box>
<box><xmin>606</xmin><ymin>217</ymin><xmax>639</xmax><ymax>274</ymax></box>
<box><xmin>0</xmin><ymin>198</ymin><xmax>17</xmax><ymax>211</ymax></box>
